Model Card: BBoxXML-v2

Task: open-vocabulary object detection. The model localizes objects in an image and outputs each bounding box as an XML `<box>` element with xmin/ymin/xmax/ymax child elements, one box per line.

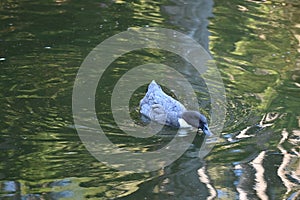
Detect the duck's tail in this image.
<box><xmin>148</xmin><ymin>80</ymin><xmax>161</xmax><ymax>91</ymax></box>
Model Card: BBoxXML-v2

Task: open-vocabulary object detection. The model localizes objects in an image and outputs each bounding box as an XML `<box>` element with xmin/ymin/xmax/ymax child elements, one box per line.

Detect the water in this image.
<box><xmin>1</xmin><ymin>0</ymin><xmax>299</xmax><ymax>199</ymax></box>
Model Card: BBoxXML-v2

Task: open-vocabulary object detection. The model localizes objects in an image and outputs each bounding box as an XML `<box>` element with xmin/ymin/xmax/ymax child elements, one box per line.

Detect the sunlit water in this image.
<box><xmin>0</xmin><ymin>0</ymin><xmax>299</xmax><ymax>199</ymax></box>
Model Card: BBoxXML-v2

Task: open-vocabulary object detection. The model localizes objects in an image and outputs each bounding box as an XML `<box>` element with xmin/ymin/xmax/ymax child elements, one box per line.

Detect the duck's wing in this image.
<box><xmin>140</xmin><ymin>101</ymin><xmax>166</xmax><ymax>124</ymax></box>
<box><xmin>144</xmin><ymin>104</ymin><xmax>180</xmax><ymax>127</ymax></box>
<box><xmin>139</xmin><ymin>81</ymin><xmax>186</xmax><ymax>126</ymax></box>
<box><xmin>150</xmin><ymin>104</ymin><xmax>167</xmax><ymax>124</ymax></box>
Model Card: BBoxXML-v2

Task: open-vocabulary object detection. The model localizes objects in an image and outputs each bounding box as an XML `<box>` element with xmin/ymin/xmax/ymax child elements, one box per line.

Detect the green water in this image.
<box><xmin>1</xmin><ymin>0</ymin><xmax>299</xmax><ymax>199</ymax></box>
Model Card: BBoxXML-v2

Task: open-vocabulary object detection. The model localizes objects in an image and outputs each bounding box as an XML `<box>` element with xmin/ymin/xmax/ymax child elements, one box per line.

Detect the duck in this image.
<box><xmin>139</xmin><ymin>80</ymin><xmax>213</xmax><ymax>136</ymax></box>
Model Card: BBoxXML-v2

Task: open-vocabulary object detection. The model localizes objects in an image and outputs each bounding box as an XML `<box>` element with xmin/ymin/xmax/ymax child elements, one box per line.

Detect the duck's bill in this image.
<box><xmin>199</xmin><ymin>124</ymin><xmax>213</xmax><ymax>137</ymax></box>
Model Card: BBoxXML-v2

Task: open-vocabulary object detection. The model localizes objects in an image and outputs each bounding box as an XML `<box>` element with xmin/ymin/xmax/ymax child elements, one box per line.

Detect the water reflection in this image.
<box><xmin>0</xmin><ymin>0</ymin><xmax>300</xmax><ymax>199</ymax></box>
<box><xmin>277</xmin><ymin>129</ymin><xmax>300</xmax><ymax>199</ymax></box>
<box><xmin>198</xmin><ymin>165</ymin><xmax>217</xmax><ymax>200</ymax></box>
<box><xmin>208</xmin><ymin>1</ymin><xmax>300</xmax><ymax>199</ymax></box>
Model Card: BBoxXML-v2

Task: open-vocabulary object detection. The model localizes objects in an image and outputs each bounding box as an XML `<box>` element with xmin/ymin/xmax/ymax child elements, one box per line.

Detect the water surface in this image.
<box><xmin>0</xmin><ymin>0</ymin><xmax>299</xmax><ymax>199</ymax></box>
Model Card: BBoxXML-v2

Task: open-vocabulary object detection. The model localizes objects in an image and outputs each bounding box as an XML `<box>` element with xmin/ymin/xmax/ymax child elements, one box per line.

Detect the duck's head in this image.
<box><xmin>182</xmin><ymin>111</ymin><xmax>213</xmax><ymax>136</ymax></box>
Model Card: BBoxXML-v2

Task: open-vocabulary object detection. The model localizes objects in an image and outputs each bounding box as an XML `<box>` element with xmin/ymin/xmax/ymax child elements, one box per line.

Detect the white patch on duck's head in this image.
<box><xmin>178</xmin><ymin>118</ymin><xmax>193</xmax><ymax>128</ymax></box>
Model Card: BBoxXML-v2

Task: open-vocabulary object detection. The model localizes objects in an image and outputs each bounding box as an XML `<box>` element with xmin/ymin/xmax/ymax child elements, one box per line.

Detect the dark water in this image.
<box><xmin>1</xmin><ymin>0</ymin><xmax>299</xmax><ymax>199</ymax></box>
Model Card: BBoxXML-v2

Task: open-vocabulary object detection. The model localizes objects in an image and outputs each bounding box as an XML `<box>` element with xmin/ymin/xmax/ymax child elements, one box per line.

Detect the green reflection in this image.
<box><xmin>0</xmin><ymin>0</ymin><xmax>299</xmax><ymax>199</ymax></box>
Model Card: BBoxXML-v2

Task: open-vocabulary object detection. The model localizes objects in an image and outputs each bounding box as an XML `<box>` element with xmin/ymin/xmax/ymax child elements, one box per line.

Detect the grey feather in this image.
<box><xmin>139</xmin><ymin>80</ymin><xmax>213</xmax><ymax>137</ymax></box>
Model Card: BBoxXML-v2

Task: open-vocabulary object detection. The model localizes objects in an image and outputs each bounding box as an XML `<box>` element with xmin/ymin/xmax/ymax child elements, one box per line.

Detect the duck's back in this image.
<box><xmin>139</xmin><ymin>81</ymin><xmax>186</xmax><ymax>127</ymax></box>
